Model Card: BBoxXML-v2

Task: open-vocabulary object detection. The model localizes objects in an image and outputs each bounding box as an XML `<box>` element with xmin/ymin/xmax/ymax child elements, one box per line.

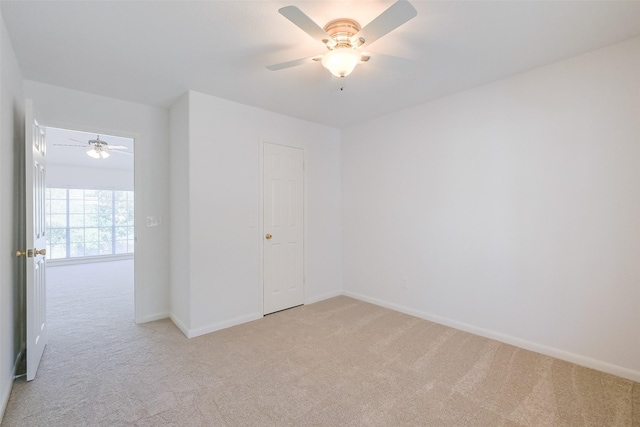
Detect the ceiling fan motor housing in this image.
<box><xmin>323</xmin><ymin>18</ymin><xmax>362</xmax><ymax>49</ymax></box>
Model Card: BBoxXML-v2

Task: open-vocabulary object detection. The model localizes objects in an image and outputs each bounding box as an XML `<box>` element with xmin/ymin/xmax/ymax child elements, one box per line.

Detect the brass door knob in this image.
<box><xmin>34</xmin><ymin>248</ymin><xmax>46</xmax><ymax>256</ymax></box>
<box><xmin>265</xmin><ymin>234</ymin><xmax>272</xmax><ymax>240</ymax></box>
<box><xmin>16</xmin><ymin>249</ymin><xmax>34</xmax><ymax>257</ymax></box>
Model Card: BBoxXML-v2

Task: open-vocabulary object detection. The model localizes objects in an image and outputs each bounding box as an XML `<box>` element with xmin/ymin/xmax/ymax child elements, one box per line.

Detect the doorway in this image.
<box><xmin>44</xmin><ymin>127</ymin><xmax>135</xmax><ymax>320</ymax></box>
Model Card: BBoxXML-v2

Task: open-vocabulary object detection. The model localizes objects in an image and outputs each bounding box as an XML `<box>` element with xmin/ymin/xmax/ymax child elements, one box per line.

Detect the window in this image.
<box><xmin>45</xmin><ymin>188</ymin><xmax>134</xmax><ymax>260</ymax></box>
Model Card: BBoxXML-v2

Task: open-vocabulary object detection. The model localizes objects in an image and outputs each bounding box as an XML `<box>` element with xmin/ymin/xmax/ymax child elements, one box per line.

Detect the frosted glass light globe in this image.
<box><xmin>321</xmin><ymin>48</ymin><xmax>360</xmax><ymax>77</ymax></box>
<box><xmin>87</xmin><ymin>148</ymin><xmax>109</xmax><ymax>159</ymax></box>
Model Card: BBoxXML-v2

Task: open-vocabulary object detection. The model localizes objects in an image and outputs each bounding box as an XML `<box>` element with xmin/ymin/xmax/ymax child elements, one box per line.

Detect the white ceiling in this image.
<box><xmin>2</xmin><ymin>1</ymin><xmax>640</xmax><ymax>129</ymax></box>
<box><xmin>46</xmin><ymin>127</ymin><xmax>134</xmax><ymax>170</ymax></box>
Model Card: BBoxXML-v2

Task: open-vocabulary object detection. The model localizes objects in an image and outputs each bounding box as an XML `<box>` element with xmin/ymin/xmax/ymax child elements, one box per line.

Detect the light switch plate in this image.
<box><xmin>146</xmin><ymin>216</ymin><xmax>161</xmax><ymax>227</ymax></box>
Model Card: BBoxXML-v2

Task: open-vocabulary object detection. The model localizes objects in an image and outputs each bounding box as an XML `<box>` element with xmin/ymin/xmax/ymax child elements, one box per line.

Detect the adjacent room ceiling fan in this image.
<box><xmin>267</xmin><ymin>0</ymin><xmax>417</xmax><ymax>78</ymax></box>
<box><xmin>54</xmin><ymin>135</ymin><xmax>129</xmax><ymax>159</ymax></box>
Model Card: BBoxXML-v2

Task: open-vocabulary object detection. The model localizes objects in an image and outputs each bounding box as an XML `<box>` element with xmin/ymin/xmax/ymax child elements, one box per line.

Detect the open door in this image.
<box><xmin>17</xmin><ymin>99</ymin><xmax>48</xmax><ymax>381</ymax></box>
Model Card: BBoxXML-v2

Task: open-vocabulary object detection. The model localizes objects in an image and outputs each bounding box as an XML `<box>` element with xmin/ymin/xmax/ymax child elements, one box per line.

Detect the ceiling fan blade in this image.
<box><xmin>105</xmin><ymin>145</ymin><xmax>128</xmax><ymax>150</ymax></box>
<box><xmin>360</xmin><ymin>52</ymin><xmax>414</xmax><ymax>70</ymax></box>
<box><xmin>53</xmin><ymin>143</ymin><xmax>86</xmax><ymax>147</ymax></box>
<box><xmin>69</xmin><ymin>138</ymin><xmax>88</xmax><ymax>144</ymax></box>
<box><xmin>267</xmin><ymin>55</ymin><xmax>322</xmax><ymax>71</ymax></box>
<box><xmin>110</xmin><ymin>150</ymin><xmax>133</xmax><ymax>156</ymax></box>
<box><xmin>279</xmin><ymin>6</ymin><xmax>336</xmax><ymax>47</ymax></box>
<box><xmin>351</xmin><ymin>0</ymin><xmax>417</xmax><ymax>48</ymax></box>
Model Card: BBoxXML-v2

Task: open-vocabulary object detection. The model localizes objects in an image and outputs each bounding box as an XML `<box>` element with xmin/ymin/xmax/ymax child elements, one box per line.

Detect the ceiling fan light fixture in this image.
<box><xmin>321</xmin><ymin>48</ymin><xmax>360</xmax><ymax>77</ymax></box>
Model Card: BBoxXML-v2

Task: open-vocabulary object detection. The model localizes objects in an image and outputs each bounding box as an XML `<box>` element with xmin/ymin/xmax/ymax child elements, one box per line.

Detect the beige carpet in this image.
<box><xmin>2</xmin><ymin>260</ymin><xmax>639</xmax><ymax>426</ymax></box>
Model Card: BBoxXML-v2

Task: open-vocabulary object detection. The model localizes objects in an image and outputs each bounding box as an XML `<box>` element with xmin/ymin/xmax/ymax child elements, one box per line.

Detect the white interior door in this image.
<box><xmin>263</xmin><ymin>143</ymin><xmax>304</xmax><ymax>315</ymax></box>
<box><xmin>24</xmin><ymin>99</ymin><xmax>48</xmax><ymax>381</ymax></box>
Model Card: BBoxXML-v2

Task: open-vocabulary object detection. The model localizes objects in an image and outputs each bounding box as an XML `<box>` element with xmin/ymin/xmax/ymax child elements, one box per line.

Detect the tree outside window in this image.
<box><xmin>45</xmin><ymin>188</ymin><xmax>134</xmax><ymax>260</ymax></box>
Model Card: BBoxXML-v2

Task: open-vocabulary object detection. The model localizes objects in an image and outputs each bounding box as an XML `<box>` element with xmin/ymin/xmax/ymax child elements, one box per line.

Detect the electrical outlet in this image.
<box><xmin>401</xmin><ymin>277</ymin><xmax>408</xmax><ymax>289</ymax></box>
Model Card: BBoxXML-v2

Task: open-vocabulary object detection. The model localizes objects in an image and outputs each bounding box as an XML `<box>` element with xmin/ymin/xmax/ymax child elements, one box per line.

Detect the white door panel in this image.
<box><xmin>263</xmin><ymin>143</ymin><xmax>304</xmax><ymax>315</ymax></box>
<box><xmin>24</xmin><ymin>99</ymin><xmax>48</xmax><ymax>381</ymax></box>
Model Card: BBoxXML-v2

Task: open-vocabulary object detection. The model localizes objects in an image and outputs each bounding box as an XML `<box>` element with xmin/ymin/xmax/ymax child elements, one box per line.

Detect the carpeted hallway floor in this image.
<box><xmin>2</xmin><ymin>259</ymin><xmax>639</xmax><ymax>426</ymax></box>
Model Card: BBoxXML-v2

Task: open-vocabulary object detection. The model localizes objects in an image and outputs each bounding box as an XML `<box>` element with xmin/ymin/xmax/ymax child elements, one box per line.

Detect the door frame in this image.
<box><xmin>258</xmin><ymin>139</ymin><xmax>308</xmax><ymax>315</ymax></box>
<box><xmin>39</xmin><ymin>120</ymin><xmax>142</xmax><ymax>323</ymax></box>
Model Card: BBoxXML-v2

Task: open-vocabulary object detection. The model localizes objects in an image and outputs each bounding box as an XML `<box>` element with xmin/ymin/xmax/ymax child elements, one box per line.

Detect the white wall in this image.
<box><xmin>342</xmin><ymin>36</ymin><xmax>640</xmax><ymax>381</ymax></box>
<box><xmin>24</xmin><ymin>81</ymin><xmax>171</xmax><ymax>323</ymax></box>
<box><xmin>0</xmin><ymin>8</ymin><xmax>24</xmax><ymax>422</ymax></box>
<box><xmin>171</xmin><ymin>90</ymin><xmax>343</xmax><ymax>337</ymax></box>
<box><xmin>168</xmin><ymin>93</ymin><xmax>190</xmax><ymax>331</ymax></box>
<box><xmin>47</xmin><ymin>165</ymin><xmax>134</xmax><ymax>191</ymax></box>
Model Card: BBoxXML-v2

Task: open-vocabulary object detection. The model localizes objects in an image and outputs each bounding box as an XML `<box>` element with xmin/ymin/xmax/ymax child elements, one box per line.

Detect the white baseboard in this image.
<box><xmin>169</xmin><ymin>290</ymin><xmax>342</xmax><ymax>339</ymax></box>
<box><xmin>47</xmin><ymin>254</ymin><xmax>133</xmax><ymax>267</ymax></box>
<box><xmin>168</xmin><ymin>290</ymin><xmax>343</xmax><ymax>339</ymax></box>
<box><xmin>344</xmin><ymin>291</ymin><xmax>640</xmax><ymax>383</ymax></box>
<box><xmin>137</xmin><ymin>312</ymin><xmax>169</xmax><ymax>324</ymax></box>
<box><xmin>305</xmin><ymin>289</ymin><xmax>343</xmax><ymax>305</ymax></box>
<box><xmin>12</xmin><ymin>351</ymin><xmax>23</xmax><ymax>380</ymax></box>
<box><xmin>1</xmin><ymin>350</ymin><xmax>23</xmax><ymax>424</ymax></box>
<box><xmin>0</xmin><ymin>376</ymin><xmax>10</xmax><ymax>425</ymax></box>
<box><xmin>171</xmin><ymin>312</ymin><xmax>263</xmax><ymax>339</ymax></box>
<box><xmin>169</xmin><ymin>314</ymin><xmax>190</xmax><ymax>338</ymax></box>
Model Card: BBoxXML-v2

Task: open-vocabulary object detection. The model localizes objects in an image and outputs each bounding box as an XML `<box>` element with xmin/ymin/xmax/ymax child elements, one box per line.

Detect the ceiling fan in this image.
<box><xmin>267</xmin><ymin>0</ymin><xmax>417</xmax><ymax>79</ymax></box>
<box><xmin>54</xmin><ymin>135</ymin><xmax>129</xmax><ymax>159</ymax></box>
